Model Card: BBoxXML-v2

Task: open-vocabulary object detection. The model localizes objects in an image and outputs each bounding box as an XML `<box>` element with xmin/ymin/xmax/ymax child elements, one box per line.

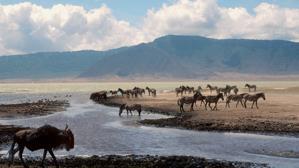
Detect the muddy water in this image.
<box><xmin>0</xmin><ymin>93</ymin><xmax>299</xmax><ymax>167</ymax></box>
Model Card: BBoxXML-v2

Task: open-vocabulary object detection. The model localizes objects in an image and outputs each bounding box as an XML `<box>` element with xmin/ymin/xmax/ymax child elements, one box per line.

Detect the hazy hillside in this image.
<box><xmin>1</xmin><ymin>35</ymin><xmax>299</xmax><ymax>80</ymax></box>
<box><xmin>152</xmin><ymin>36</ymin><xmax>299</xmax><ymax>74</ymax></box>
<box><xmin>80</xmin><ymin>35</ymin><xmax>299</xmax><ymax>79</ymax></box>
<box><xmin>0</xmin><ymin>49</ymin><xmax>124</xmax><ymax>79</ymax></box>
<box><xmin>79</xmin><ymin>43</ymin><xmax>210</xmax><ymax>79</ymax></box>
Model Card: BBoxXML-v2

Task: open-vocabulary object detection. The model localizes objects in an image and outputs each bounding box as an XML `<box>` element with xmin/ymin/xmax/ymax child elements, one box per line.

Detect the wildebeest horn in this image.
<box><xmin>65</xmin><ymin>124</ymin><xmax>68</xmax><ymax>130</ymax></box>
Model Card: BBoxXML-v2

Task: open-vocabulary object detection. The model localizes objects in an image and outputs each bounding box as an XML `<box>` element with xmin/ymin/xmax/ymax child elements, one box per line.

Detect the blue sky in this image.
<box><xmin>0</xmin><ymin>0</ymin><xmax>169</xmax><ymax>25</ymax></box>
<box><xmin>1</xmin><ymin>0</ymin><xmax>299</xmax><ymax>25</ymax></box>
<box><xmin>1</xmin><ymin>0</ymin><xmax>299</xmax><ymax>54</ymax></box>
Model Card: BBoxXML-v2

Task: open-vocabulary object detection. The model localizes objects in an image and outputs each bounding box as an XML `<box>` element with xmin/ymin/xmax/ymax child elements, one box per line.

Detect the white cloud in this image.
<box><xmin>142</xmin><ymin>0</ymin><xmax>221</xmax><ymax>39</ymax></box>
<box><xmin>1</xmin><ymin>1</ymin><xmax>299</xmax><ymax>55</ymax></box>
<box><xmin>142</xmin><ymin>0</ymin><xmax>299</xmax><ymax>41</ymax></box>
<box><xmin>0</xmin><ymin>2</ymin><xmax>145</xmax><ymax>55</ymax></box>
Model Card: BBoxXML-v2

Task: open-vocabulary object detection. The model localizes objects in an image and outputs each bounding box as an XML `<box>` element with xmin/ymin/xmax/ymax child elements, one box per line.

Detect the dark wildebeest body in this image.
<box><xmin>244</xmin><ymin>92</ymin><xmax>266</xmax><ymax>109</ymax></box>
<box><xmin>245</xmin><ymin>84</ymin><xmax>257</xmax><ymax>92</ymax></box>
<box><xmin>205</xmin><ymin>93</ymin><xmax>224</xmax><ymax>111</ymax></box>
<box><xmin>177</xmin><ymin>92</ymin><xmax>202</xmax><ymax>113</ymax></box>
<box><xmin>225</xmin><ymin>93</ymin><xmax>249</xmax><ymax>108</ymax></box>
<box><xmin>206</xmin><ymin>84</ymin><xmax>218</xmax><ymax>94</ymax></box>
<box><xmin>9</xmin><ymin>125</ymin><xmax>74</xmax><ymax>168</ymax></box>
<box><xmin>146</xmin><ymin>87</ymin><xmax>156</xmax><ymax>97</ymax></box>
<box><xmin>119</xmin><ymin>104</ymin><xmax>142</xmax><ymax>116</ymax></box>
<box><xmin>90</xmin><ymin>91</ymin><xmax>107</xmax><ymax>101</ymax></box>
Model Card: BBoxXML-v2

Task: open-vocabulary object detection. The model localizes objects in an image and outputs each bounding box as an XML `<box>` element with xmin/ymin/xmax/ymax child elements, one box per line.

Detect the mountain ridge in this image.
<box><xmin>0</xmin><ymin>35</ymin><xmax>299</xmax><ymax>80</ymax></box>
<box><xmin>80</xmin><ymin>35</ymin><xmax>299</xmax><ymax>79</ymax></box>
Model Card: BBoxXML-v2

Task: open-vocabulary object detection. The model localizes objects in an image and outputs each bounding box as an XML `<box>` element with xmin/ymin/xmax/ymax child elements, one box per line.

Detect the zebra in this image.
<box><xmin>197</xmin><ymin>86</ymin><xmax>203</xmax><ymax>92</ymax></box>
<box><xmin>117</xmin><ymin>88</ymin><xmax>131</xmax><ymax>98</ymax></box>
<box><xmin>225</xmin><ymin>93</ymin><xmax>248</xmax><ymax>108</ymax></box>
<box><xmin>206</xmin><ymin>84</ymin><xmax>218</xmax><ymax>94</ymax></box>
<box><xmin>194</xmin><ymin>91</ymin><xmax>206</xmax><ymax>107</ymax></box>
<box><xmin>185</xmin><ymin>86</ymin><xmax>195</xmax><ymax>94</ymax></box>
<box><xmin>245</xmin><ymin>84</ymin><xmax>257</xmax><ymax>92</ymax></box>
<box><xmin>177</xmin><ymin>92</ymin><xmax>202</xmax><ymax>113</ymax></box>
<box><xmin>225</xmin><ymin>85</ymin><xmax>237</xmax><ymax>95</ymax></box>
<box><xmin>175</xmin><ymin>87</ymin><xmax>184</xmax><ymax>96</ymax></box>
<box><xmin>133</xmin><ymin>87</ymin><xmax>145</xmax><ymax>97</ymax></box>
<box><xmin>243</xmin><ymin>92</ymin><xmax>266</xmax><ymax>109</ymax></box>
<box><xmin>145</xmin><ymin>87</ymin><xmax>157</xmax><ymax>97</ymax></box>
<box><xmin>119</xmin><ymin>104</ymin><xmax>142</xmax><ymax>116</ymax></box>
<box><xmin>233</xmin><ymin>87</ymin><xmax>239</xmax><ymax>95</ymax></box>
<box><xmin>216</xmin><ymin>87</ymin><xmax>230</xmax><ymax>96</ymax></box>
<box><xmin>205</xmin><ymin>93</ymin><xmax>224</xmax><ymax>111</ymax></box>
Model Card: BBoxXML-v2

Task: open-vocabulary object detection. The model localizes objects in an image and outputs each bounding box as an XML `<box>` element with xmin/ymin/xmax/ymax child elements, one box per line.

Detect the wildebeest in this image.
<box><xmin>205</xmin><ymin>93</ymin><xmax>224</xmax><ymax>111</ymax></box>
<box><xmin>206</xmin><ymin>84</ymin><xmax>218</xmax><ymax>94</ymax></box>
<box><xmin>119</xmin><ymin>104</ymin><xmax>142</xmax><ymax>116</ymax></box>
<box><xmin>8</xmin><ymin>124</ymin><xmax>74</xmax><ymax>168</ymax></box>
<box><xmin>243</xmin><ymin>92</ymin><xmax>266</xmax><ymax>109</ymax></box>
<box><xmin>225</xmin><ymin>93</ymin><xmax>249</xmax><ymax>108</ymax></box>
<box><xmin>90</xmin><ymin>91</ymin><xmax>107</xmax><ymax>101</ymax></box>
<box><xmin>245</xmin><ymin>84</ymin><xmax>257</xmax><ymax>92</ymax></box>
<box><xmin>145</xmin><ymin>87</ymin><xmax>156</xmax><ymax>97</ymax></box>
<box><xmin>177</xmin><ymin>92</ymin><xmax>202</xmax><ymax>113</ymax></box>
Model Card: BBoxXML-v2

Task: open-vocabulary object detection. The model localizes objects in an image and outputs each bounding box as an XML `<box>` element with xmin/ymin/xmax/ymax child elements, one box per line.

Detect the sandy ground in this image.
<box><xmin>100</xmin><ymin>87</ymin><xmax>299</xmax><ymax>134</ymax></box>
<box><xmin>0</xmin><ymin>100</ymin><xmax>69</xmax><ymax>118</ymax></box>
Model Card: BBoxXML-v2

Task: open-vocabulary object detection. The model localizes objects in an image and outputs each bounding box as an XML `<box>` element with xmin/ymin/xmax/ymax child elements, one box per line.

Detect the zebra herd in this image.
<box><xmin>206</xmin><ymin>84</ymin><xmax>238</xmax><ymax>96</ymax></box>
<box><xmin>90</xmin><ymin>86</ymin><xmax>156</xmax><ymax>102</ymax></box>
<box><xmin>89</xmin><ymin>83</ymin><xmax>265</xmax><ymax>114</ymax></box>
<box><xmin>177</xmin><ymin>84</ymin><xmax>266</xmax><ymax>112</ymax></box>
<box><xmin>110</xmin><ymin>87</ymin><xmax>156</xmax><ymax>98</ymax></box>
<box><xmin>175</xmin><ymin>85</ymin><xmax>200</xmax><ymax>96</ymax></box>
